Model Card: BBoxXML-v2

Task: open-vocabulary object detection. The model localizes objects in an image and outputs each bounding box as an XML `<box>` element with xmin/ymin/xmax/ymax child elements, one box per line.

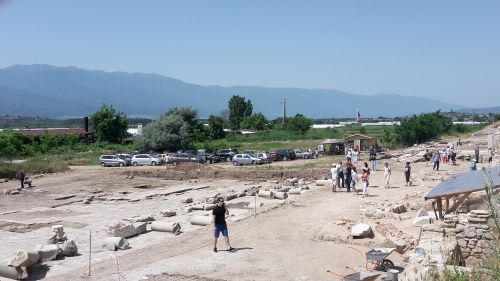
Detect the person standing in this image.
<box><xmin>352</xmin><ymin>149</ymin><xmax>358</xmax><ymax>164</ymax></box>
<box><xmin>475</xmin><ymin>145</ymin><xmax>480</xmax><ymax>163</ymax></box>
<box><xmin>337</xmin><ymin>161</ymin><xmax>345</xmax><ymax>188</ymax></box>
<box><xmin>362</xmin><ymin>162</ymin><xmax>370</xmax><ymax>187</ymax></box>
<box><xmin>346</xmin><ymin>148</ymin><xmax>352</xmax><ymax>164</ymax></box>
<box><xmin>404</xmin><ymin>162</ymin><xmax>412</xmax><ymax>186</ymax></box>
<box><xmin>450</xmin><ymin>148</ymin><xmax>456</xmax><ymax>166</ymax></box>
<box><xmin>16</xmin><ymin>170</ymin><xmax>26</xmax><ymax>189</ymax></box>
<box><xmin>369</xmin><ymin>145</ymin><xmax>377</xmax><ymax>171</ymax></box>
<box><xmin>433</xmin><ymin>151</ymin><xmax>441</xmax><ymax>171</ymax></box>
<box><xmin>330</xmin><ymin>164</ymin><xmax>337</xmax><ymax>192</ymax></box>
<box><xmin>488</xmin><ymin>147</ymin><xmax>493</xmax><ymax>163</ymax></box>
<box><xmin>383</xmin><ymin>162</ymin><xmax>391</xmax><ymax>189</ymax></box>
<box><xmin>361</xmin><ymin>166</ymin><xmax>369</xmax><ymax>198</ymax></box>
<box><xmin>351</xmin><ymin>167</ymin><xmax>358</xmax><ymax>193</ymax></box>
<box><xmin>345</xmin><ymin>165</ymin><xmax>352</xmax><ymax>192</ymax></box>
<box><xmin>470</xmin><ymin>159</ymin><xmax>477</xmax><ymax>171</ymax></box>
<box><xmin>212</xmin><ymin>197</ymin><xmax>234</xmax><ymax>252</ymax></box>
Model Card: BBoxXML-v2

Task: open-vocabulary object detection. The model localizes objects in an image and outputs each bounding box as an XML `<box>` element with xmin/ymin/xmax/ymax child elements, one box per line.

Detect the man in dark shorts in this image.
<box><xmin>212</xmin><ymin>197</ymin><xmax>235</xmax><ymax>252</ymax></box>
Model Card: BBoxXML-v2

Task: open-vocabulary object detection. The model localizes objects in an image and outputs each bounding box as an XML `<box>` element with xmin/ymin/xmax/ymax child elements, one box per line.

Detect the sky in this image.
<box><xmin>0</xmin><ymin>0</ymin><xmax>499</xmax><ymax>108</ymax></box>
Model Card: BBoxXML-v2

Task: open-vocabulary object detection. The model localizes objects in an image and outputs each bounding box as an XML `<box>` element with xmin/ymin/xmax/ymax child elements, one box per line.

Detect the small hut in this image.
<box><xmin>344</xmin><ymin>134</ymin><xmax>378</xmax><ymax>151</ymax></box>
<box><xmin>321</xmin><ymin>139</ymin><xmax>345</xmax><ymax>155</ymax></box>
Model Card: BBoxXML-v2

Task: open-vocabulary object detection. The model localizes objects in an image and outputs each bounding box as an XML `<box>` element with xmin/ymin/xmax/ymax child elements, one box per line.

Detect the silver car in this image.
<box><xmin>99</xmin><ymin>155</ymin><xmax>127</xmax><ymax>167</ymax></box>
<box><xmin>232</xmin><ymin>153</ymin><xmax>263</xmax><ymax>166</ymax></box>
<box><xmin>255</xmin><ymin>152</ymin><xmax>272</xmax><ymax>163</ymax></box>
<box><xmin>131</xmin><ymin>154</ymin><xmax>163</xmax><ymax>166</ymax></box>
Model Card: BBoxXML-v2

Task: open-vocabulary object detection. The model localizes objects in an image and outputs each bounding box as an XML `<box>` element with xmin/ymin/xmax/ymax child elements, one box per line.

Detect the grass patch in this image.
<box><xmin>0</xmin><ymin>157</ymin><xmax>69</xmax><ymax>179</ymax></box>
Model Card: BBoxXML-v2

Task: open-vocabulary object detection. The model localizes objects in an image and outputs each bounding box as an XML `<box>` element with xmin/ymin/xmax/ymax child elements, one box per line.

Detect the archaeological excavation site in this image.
<box><xmin>0</xmin><ymin>125</ymin><xmax>499</xmax><ymax>281</ymax></box>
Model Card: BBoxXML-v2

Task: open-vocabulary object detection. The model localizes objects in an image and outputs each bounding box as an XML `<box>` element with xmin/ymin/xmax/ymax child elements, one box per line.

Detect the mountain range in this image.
<box><xmin>0</xmin><ymin>64</ymin><xmax>488</xmax><ymax>119</ymax></box>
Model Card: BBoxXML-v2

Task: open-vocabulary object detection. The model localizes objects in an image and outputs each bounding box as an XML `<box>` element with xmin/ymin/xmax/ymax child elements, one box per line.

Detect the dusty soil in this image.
<box><xmin>0</xmin><ymin>136</ymin><xmax>496</xmax><ymax>281</ymax></box>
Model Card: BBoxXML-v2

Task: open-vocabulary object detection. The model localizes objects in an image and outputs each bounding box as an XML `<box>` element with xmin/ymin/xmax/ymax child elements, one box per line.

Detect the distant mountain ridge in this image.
<box><xmin>0</xmin><ymin>64</ymin><xmax>465</xmax><ymax>118</ymax></box>
<box><xmin>456</xmin><ymin>106</ymin><xmax>500</xmax><ymax>114</ymax></box>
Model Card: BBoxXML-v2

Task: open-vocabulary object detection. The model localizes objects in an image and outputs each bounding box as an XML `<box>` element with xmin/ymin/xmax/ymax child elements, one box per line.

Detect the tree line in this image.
<box><xmin>0</xmin><ymin>95</ymin><xmax>489</xmax><ymax>157</ymax></box>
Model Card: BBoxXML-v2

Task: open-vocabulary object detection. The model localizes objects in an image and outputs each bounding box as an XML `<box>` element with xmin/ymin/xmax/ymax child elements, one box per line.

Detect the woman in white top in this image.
<box><xmin>330</xmin><ymin>164</ymin><xmax>337</xmax><ymax>192</ymax></box>
<box><xmin>384</xmin><ymin>162</ymin><xmax>391</xmax><ymax>189</ymax></box>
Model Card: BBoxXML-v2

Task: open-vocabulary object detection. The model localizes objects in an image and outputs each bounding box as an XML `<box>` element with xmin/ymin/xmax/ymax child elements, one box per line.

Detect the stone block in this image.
<box><xmin>351</xmin><ymin>223</ymin><xmax>373</xmax><ymax>238</ymax></box>
<box><xmin>58</xmin><ymin>239</ymin><xmax>78</xmax><ymax>257</ymax></box>
<box><xmin>464</xmin><ymin>227</ymin><xmax>477</xmax><ymax>238</ymax></box>
<box><xmin>33</xmin><ymin>244</ymin><xmax>59</xmax><ymax>261</ymax></box>
<box><xmin>133</xmin><ymin>222</ymin><xmax>147</xmax><ymax>235</ymax></box>
<box><xmin>135</xmin><ymin>215</ymin><xmax>155</xmax><ymax>222</ymax></box>
<box><xmin>413</xmin><ymin>216</ymin><xmax>431</xmax><ymax>227</ymax></box>
<box><xmin>107</xmin><ymin>222</ymin><xmax>137</xmax><ymax>238</ymax></box>
<box><xmin>391</xmin><ymin>204</ymin><xmax>407</xmax><ymax>214</ymax></box>
<box><xmin>8</xmin><ymin>250</ymin><xmax>40</xmax><ymax>267</ymax></box>
<box><xmin>161</xmin><ymin>210</ymin><xmax>177</xmax><ymax>217</ymax></box>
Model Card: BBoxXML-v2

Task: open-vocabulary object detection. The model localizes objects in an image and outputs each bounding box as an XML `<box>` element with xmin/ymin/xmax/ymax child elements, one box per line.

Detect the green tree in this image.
<box><xmin>394</xmin><ymin>111</ymin><xmax>452</xmax><ymax>145</ymax></box>
<box><xmin>207</xmin><ymin>115</ymin><xmax>226</xmax><ymax>140</ymax></box>
<box><xmin>228</xmin><ymin>95</ymin><xmax>253</xmax><ymax>130</ymax></box>
<box><xmin>240</xmin><ymin>113</ymin><xmax>268</xmax><ymax>131</ymax></box>
<box><xmin>136</xmin><ymin>111</ymin><xmax>190</xmax><ymax>152</ymax></box>
<box><xmin>90</xmin><ymin>104</ymin><xmax>129</xmax><ymax>143</ymax></box>
<box><xmin>287</xmin><ymin>114</ymin><xmax>312</xmax><ymax>134</ymax></box>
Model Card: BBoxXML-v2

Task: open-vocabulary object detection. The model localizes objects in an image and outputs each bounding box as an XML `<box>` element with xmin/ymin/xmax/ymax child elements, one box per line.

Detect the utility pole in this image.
<box><xmin>282</xmin><ymin>99</ymin><xmax>287</xmax><ymax>126</ymax></box>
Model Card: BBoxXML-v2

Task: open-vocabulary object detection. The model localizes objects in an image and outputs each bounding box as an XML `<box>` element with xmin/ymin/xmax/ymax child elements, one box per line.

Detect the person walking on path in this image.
<box><xmin>345</xmin><ymin>165</ymin><xmax>352</xmax><ymax>192</ymax></box>
<box><xmin>433</xmin><ymin>151</ymin><xmax>441</xmax><ymax>171</ymax></box>
<box><xmin>330</xmin><ymin>164</ymin><xmax>337</xmax><ymax>192</ymax></box>
<box><xmin>369</xmin><ymin>145</ymin><xmax>377</xmax><ymax>171</ymax></box>
<box><xmin>336</xmin><ymin>161</ymin><xmax>345</xmax><ymax>188</ymax></box>
<box><xmin>383</xmin><ymin>162</ymin><xmax>391</xmax><ymax>189</ymax></box>
<box><xmin>212</xmin><ymin>197</ymin><xmax>235</xmax><ymax>252</ymax></box>
<box><xmin>404</xmin><ymin>162</ymin><xmax>412</xmax><ymax>186</ymax></box>
<box><xmin>488</xmin><ymin>148</ymin><xmax>493</xmax><ymax>163</ymax></box>
<box><xmin>16</xmin><ymin>170</ymin><xmax>26</xmax><ymax>189</ymax></box>
<box><xmin>475</xmin><ymin>145</ymin><xmax>480</xmax><ymax>163</ymax></box>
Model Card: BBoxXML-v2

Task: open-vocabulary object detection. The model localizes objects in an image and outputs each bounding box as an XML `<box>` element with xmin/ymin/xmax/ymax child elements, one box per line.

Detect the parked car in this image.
<box><xmin>255</xmin><ymin>152</ymin><xmax>272</xmax><ymax>163</ymax></box>
<box><xmin>214</xmin><ymin>148</ymin><xmax>239</xmax><ymax>161</ymax></box>
<box><xmin>269</xmin><ymin>151</ymin><xmax>279</xmax><ymax>161</ymax></box>
<box><xmin>99</xmin><ymin>155</ymin><xmax>128</xmax><ymax>167</ymax></box>
<box><xmin>293</xmin><ymin>149</ymin><xmax>313</xmax><ymax>159</ymax></box>
<box><xmin>131</xmin><ymin>154</ymin><xmax>163</xmax><ymax>166</ymax></box>
<box><xmin>116</xmin><ymin>154</ymin><xmax>132</xmax><ymax>165</ymax></box>
<box><xmin>274</xmin><ymin>149</ymin><xmax>297</xmax><ymax>161</ymax></box>
<box><xmin>232</xmin><ymin>154</ymin><xmax>263</xmax><ymax>166</ymax></box>
<box><xmin>170</xmin><ymin>153</ymin><xmax>205</xmax><ymax>165</ymax></box>
<box><xmin>244</xmin><ymin>150</ymin><xmax>256</xmax><ymax>155</ymax></box>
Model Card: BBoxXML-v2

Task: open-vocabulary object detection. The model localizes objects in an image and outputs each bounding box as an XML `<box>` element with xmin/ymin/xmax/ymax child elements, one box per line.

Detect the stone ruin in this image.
<box><xmin>401</xmin><ymin>209</ymin><xmax>494</xmax><ymax>281</ymax></box>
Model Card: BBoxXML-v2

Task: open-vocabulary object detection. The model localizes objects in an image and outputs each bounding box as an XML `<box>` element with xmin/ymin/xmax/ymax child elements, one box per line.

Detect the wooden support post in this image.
<box><xmin>445</xmin><ymin>196</ymin><xmax>451</xmax><ymax>213</ymax></box>
<box><xmin>436</xmin><ymin>199</ymin><xmax>443</xmax><ymax>220</ymax></box>
<box><xmin>446</xmin><ymin>192</ymin><xmax>472</xmax><ymax>214</ymax></box>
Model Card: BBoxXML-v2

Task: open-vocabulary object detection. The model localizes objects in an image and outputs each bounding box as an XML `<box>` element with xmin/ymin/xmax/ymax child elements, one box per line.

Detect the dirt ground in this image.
<box><xmin>0</xmin><ymin>137</ymin><xmax>496</xmax><ymax>281</ymax></box>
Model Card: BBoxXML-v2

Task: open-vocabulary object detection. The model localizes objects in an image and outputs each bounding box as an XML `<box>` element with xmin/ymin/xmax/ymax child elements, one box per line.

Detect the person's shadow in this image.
<box><xmin>223</xmin><ymin>247</ymin><xmax>253</xmax><ymax>253</ymax></box>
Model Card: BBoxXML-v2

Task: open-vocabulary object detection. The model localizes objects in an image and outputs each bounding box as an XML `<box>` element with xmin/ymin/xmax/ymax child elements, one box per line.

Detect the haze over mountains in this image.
<box><xmin>0</xmin><ymin>64</ymin><xmax>482</xmax><ymax>119</ymax></box>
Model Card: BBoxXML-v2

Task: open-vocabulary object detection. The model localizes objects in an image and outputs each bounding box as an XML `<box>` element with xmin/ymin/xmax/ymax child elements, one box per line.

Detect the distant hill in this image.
<box><xmin>456</xmin><ymin>106</ymin><xmax>500</xmax><ymax>114</ymax></box>
<box><xmin>0</xmin><ymin>64</ymin><xmax>463</xmax><ymax>118</ymax></box>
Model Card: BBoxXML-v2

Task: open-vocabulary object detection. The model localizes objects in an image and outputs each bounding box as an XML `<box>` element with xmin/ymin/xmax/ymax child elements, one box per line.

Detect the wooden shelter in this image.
<box><xmin>424</xmin><ymin>166</ymin><xmax>500</xmax><ymax>220</ymax></box>
<box><xmin>344</xmin><ymin>134</ymin><xmax>378</xmax><ymax>151</ymax></box>
<box><xmin>321</xmin><ymin>139</ymin><xmax>345</xmax><ymax>155</ymax></box>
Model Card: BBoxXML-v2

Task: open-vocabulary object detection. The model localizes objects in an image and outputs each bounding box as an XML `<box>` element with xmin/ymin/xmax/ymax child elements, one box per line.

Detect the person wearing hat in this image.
<box><xmin>330</xmin><ymin>163</ymin><xmax>337</xmax><ymax>192</ymax></box>
<box><xmin>470</xmin><ymin>159</ymin><xmax>477</xmax><ymax>171</ymax></box>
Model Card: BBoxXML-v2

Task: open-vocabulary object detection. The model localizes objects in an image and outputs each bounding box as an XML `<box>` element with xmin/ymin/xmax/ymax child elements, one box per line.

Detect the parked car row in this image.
<box><xmin>99</xmin><ymin>147</ymin><xmax>314</xmax><ymax>168</ymax></box>
<box><xmin>99</xmin><ymin>153</ymin><xmax>164</xmax><ymax>167</ymax></box>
